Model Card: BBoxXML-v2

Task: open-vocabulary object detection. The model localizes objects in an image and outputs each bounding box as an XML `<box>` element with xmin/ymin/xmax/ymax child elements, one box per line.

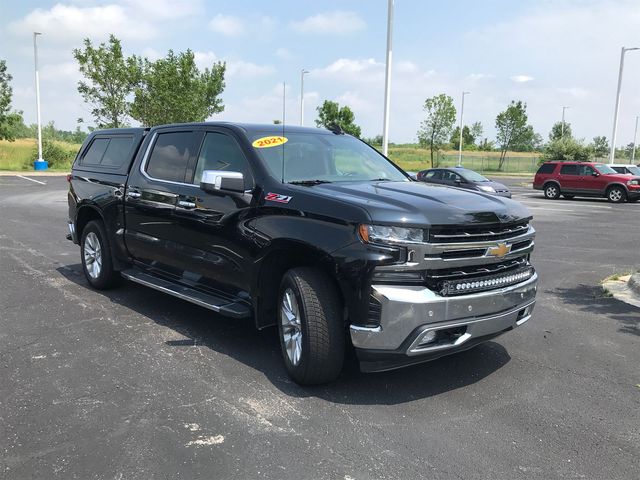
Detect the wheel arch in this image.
<box><xmin>252</xmin><ymin>241</ymin><xmax>345</xmax><ymax>330</ymax></box>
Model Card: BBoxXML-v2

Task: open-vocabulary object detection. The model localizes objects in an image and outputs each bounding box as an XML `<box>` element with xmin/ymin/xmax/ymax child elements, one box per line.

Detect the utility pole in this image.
<box><xmin>632</xmin><ymin>115</ymin><xmax>639</xmax><ymax>164</ymax></box>
<box><xmin>382</xmin><ymin>0</ymin><xmax>394</xmax><ymax>156</ymax></box>
<box><xmin>33</xmin><ymin>32</ymin><xmax>46</xmax><ymax>170</ymax></box>
<box><xmin>299</xmin><ymin>69</ymin><xmax>308</xmax><ymax>126</ymax></box>
<box><xmin>457</xmin><ymin>91</ymin><xmax>470</xmax><ymax>167</ymax></box>
<box><xmin>609</xmin><ymin>46</ymin><xmax>639</xmax><ymax>163</ymax></box>
<box><xmin>561</xmin><ymin>106</ymin><xmax>569</xmax><ymax>137</ymax></box>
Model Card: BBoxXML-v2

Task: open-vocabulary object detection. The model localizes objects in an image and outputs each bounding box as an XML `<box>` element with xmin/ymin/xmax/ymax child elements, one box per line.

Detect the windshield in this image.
<box><xmin>594</xmin><ymin>164</ymin><xmax>617</xmax><ymax>174</ymax></box>
<box><xmin>458</xmin><ymin>169</ymin><xmax>489</xmax><ymax>182</ymax></box>
<box><xmin>626</xmin><ymin>165</ymin><xmax>640</xmax><ymax>175</ymax></box>
<box><xmin>250</xmin><ymin>132</ymin><xmax>408</xmax><ymax>183</ymax></box>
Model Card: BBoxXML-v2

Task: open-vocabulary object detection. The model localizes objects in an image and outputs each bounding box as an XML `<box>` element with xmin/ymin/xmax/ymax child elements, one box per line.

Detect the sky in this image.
<box><xmin>1</xmin><ymin>0</ymin><xmax>639</xmax><ymax>146</ymax></box>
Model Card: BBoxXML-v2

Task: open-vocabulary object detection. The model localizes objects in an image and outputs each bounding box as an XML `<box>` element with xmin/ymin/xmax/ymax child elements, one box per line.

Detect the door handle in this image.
<box><xmin>127</xmin><ymin>191</ymin><xmax>142</xmax><ymax>199</ymax></box>
<box><xmin>177</xmin><ymin>200</ymin><xmax>196</xmax><ymax>209</ymax></box>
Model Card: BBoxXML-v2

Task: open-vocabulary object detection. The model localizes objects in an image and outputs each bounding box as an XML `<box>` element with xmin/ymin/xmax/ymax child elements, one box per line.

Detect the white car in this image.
<box><xmin>609</xmin><ymin>164</ymin><xmax>640</xmax><ymax>176</ymax></box>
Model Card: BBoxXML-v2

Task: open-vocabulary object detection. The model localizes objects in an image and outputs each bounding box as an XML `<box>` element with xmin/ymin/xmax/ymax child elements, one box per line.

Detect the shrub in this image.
<box><xmin>542</xmin><ymin>137</ymin><xmax>592</xmax><ymax>162</ymax></box>
<box><xmin>28</xmin><ymin>140</ymin><xmax>76</xmax><ymax>169</ymax></box>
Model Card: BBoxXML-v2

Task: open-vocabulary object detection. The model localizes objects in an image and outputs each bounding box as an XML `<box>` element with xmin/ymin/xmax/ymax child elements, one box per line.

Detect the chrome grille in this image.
<box><xmin>429</xmin><ymin>221</ymin><xmax>530</xmax><ymax>243</ymax></box>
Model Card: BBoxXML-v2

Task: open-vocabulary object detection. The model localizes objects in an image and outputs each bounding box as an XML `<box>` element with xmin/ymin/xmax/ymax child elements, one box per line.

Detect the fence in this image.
<box><xmin>435</xmin><ymin>154</ymin><xmax>540</xmax><ymax>173</ymax></box>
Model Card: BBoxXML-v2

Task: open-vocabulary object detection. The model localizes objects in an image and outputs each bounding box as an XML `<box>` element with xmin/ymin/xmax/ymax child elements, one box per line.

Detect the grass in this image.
<box><xmin>0</xmin><ymin>138</ymin><xmax>80</xmax><ymax>172</ymax></box>
<box><xmin>386</xmin><ymin>146</ymin><xmax>541</xmax><ymax>174</ymax></box>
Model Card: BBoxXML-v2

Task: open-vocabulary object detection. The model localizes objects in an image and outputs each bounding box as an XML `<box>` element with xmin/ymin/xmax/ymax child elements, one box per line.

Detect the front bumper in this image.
<box><xmin>350</xmin><ymin>273</ymin><xmax>538</xmax><ymax>372</ymax></box>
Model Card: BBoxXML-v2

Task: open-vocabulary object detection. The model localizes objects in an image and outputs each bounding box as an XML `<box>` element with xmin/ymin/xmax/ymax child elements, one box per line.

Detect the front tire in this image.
<box><xmin>277</xmin><ymin>267</ymin><xmax>345</xmax><ymax>385</ymax></box>
<box><xmin>562</xmin><ymin>194</ymin><xmax>575</xmax><ymax>200</ymax></box>
<box><xmin>81</xmin><ymin>220</ymin><xmax>121</xmax><ymax>290</ymax></box>
<box><xmin>607</xmin><ymin>186</ymin><xmax>627</xmax><ymax>203</ymax></box>
<box><xmin>544</xmin><ymin>183</ymin><xmax>561</xmax><ymax>199</ymax></box>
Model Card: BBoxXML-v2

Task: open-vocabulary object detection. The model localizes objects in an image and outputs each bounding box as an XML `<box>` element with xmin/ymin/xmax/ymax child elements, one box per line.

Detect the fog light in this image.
<box><xmin>418</xmin><ymin>330</ymin><xmax>438</xmax><ymax>346</ymax></box>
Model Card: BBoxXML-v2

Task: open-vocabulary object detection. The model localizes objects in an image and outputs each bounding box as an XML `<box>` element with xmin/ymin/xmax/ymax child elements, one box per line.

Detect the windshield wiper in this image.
<box><xmin>287</xmin><ymin>179</ymin><xmax>333</xmax><ymax>186</ymax></box>
<box><xmin>369</xmin><ymin>178</ymin><xmax>392</xmax><ymax>182</ymax></box>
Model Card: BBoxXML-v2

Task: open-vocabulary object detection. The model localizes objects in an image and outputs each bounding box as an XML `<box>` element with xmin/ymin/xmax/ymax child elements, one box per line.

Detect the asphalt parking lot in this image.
<box><xmin>1</xmin><ymin>175</ymin><xmax>639</xmax><ymax>479</ymax></box>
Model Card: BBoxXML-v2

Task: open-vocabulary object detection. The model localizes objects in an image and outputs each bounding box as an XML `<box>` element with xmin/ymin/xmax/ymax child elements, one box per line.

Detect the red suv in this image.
<box><xmin>533</xmin><ymin>161</ymin><xmax>640</xmax><ymax>203</ymax></box>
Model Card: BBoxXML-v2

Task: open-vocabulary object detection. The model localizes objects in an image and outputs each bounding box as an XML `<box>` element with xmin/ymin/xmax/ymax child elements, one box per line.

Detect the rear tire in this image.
<box><xmin>81</xmin><ymin>220</ymin><xmax>121</xmax><ymax>290</ymax></box>
<box><xmin>544</xmin><ymin>183</ymin><xmax>561</xmax><ymax>199</ymax></box>
<box><xmin>607</xmin><ymin>186</ymin><xmax>627</xmax><ymax>203</ymax></box>
<box><xmin>277</xmin><ymin>267</ymin><xmax>345</xmax><ymax>385</ymax></box>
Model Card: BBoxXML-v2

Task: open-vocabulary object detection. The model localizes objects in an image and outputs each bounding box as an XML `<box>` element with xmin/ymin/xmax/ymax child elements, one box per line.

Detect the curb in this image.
<box><xmin>629</xmin><ymin>274</ymin><xmax>640</xmax><ymax>296</ymax></box>
<box><xmin>602</xmin><ymin>274</ymin><xmax>640</xmax><ymax>309</ymax></box>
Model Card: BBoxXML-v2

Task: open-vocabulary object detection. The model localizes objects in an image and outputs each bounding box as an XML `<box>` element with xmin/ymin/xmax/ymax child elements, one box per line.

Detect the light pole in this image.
<box><xmin>632</xmin><ymin>115</ymin><xmax>639</xmax><ymax>164</ymax></box>
<box><xmin>457</xmin><ymin>91</ymin><xmax>470</xmax><ymax>167</ymax></box>
<box><xmin>382</xmin><ymin>0</ymin><xmax>394</xmax><ymax>156</ymax></box>
<box><xmin>561</xmin><ymin>106</ymin><xmax>569</xmax><ymax>137</ymax></box>
<box><xmin>299</xmin><ymin>69</ymin><xmax>309</xmax><ymax>126</ymax></box>
<box><xmin>609</xmin><ymin>46</ymin><xmax>639</xmax><ymax>163</ymax></box>
<box><xmin>33</xmin><ymin>32</ymin><xmax>47</xmax><ymax>170</ymax></box>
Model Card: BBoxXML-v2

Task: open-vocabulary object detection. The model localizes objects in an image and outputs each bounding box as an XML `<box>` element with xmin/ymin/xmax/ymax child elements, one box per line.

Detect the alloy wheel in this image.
<box><xmin>83</xmin><ymin>232</ymin><xmax>103</xmax><ymax>279</ymax></box>
<box><xmin>280</xmin><ymin>288</ymin><xmax>303</xmax><ymax>366</ymax></box>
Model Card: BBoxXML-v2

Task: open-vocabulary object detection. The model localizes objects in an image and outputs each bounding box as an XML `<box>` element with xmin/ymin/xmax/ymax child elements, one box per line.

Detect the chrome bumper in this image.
<box><xmin>350</xmin><ymin>272</ymin><xmax>538</xmax><ymax>354</ymax></box>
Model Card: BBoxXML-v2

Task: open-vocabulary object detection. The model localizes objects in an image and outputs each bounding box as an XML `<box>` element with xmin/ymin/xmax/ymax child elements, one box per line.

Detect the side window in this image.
<box><xmin>146</xmin><ymin>132</ymin><xmax>199</xmax><ymax>183</ymax></box>
<box><xmin>580</xmin><ymin>165</ymin><xmax>595</xmax><ymax>176</ymax></box>
<box><xmin>536</xmin><ymin>163</ymin><xmax>556</xmax><ymax>174</ymax></box>
<box><xmin>81</xmin><ymin>138</ymin><xmax>110</xmax><ymax>165</ymax></box>
<box><xmin>423</xmin><ymin>170</ymin><xmax>437</xmax><ymax>179</ymax></box>
<box><xmin>101</xmin><ymin>136</ymin><xmax>135</xmax><ymax>167</ymax></box>
<box><xmin>611</xmin><ymin>167</ymin><xmax>624</xmax><ymax>174</ymax></box>
<box><xmin>560</xmin><ymin>164</ymin><xmax>578</xmax><ymax>175</ymax></box>
<box><xmin>192</xmin><ymin>132</ymin><xmax>251</xmax><ymax>185</ymax></box>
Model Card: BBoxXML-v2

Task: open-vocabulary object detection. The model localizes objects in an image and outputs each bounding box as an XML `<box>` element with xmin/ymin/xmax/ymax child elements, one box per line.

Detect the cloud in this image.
<box><xmin>291</xmin><ymin>11</ymin><xmax>365</xmax><ymax>34</ymax></box>
<box><xmin>8</xmin><ymin>4</ymin><xmax>155</xmax><ymax>42</ymax></box>
<box><xmin>312</xmin><ymin>58</ymin><xmax>384</xmax><ymax>83</ymax></box>
<box><xmin>510</xmin><ymin>75</ymin><xmax>534</xmax><ymax>83</ymax></box>
<box><xmin>194</xmin><ymin>51</ymin><xmax>274</xmax><ymax>78</ymax></box>
<box><xmin>209</xmin><ymin>14</ymin><xmax>245</xmax><ymax>36</ymax></box>
<box><xmin>276</xmin><ymin>48</ymin><xmax>292</xmax><ymax>60</ymax></box>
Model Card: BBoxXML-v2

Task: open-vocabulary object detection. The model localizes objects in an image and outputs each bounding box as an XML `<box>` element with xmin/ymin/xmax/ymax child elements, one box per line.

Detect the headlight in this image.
<box><xmin>359</xmin><ymin>224</ymin><xmax>425</xmax><ymax>244</ymax></box>
<box><xmin>478</xmin><ymin>185</ymin><xmax>496</xmax><ymax>193</ymax></box>
<box><xmin>627</xmin><ymin>179</ymin><xmax>639</xmax><ymax>186</ymax></box>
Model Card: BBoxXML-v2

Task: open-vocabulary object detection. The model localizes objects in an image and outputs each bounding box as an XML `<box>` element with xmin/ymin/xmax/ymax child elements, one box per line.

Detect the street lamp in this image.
<box><xmin>457</xmin><ymin>91</ymin><xmax>470</xmax><ymax>167</ymax></box>
<box><xmin>33</xmin><ymin>32</ymin><xmax>47</xmax><ymax>170</ymax></box>
<box><xmin>299</xmin><ymin>69</ymin><xmax>309</xmax><ymax>126</ymax></box>
<box><xmin>632</xmin><ymin>115</ymin><xmax>639</xmax><ymax>164</ymax></box>
<box><xmin>609</xmin><ymin>46</ymin><xmax>639</xmax><ymax>163</ymax></box>
<box><xmin>561</xmin><ymin>106</ymin><xmax>570</xmax><ymax>137</ymax></box>
<box><xmin>382</xmin><ymin>0</ymin><xmax>394</xmax><ymax>156</ymax></box>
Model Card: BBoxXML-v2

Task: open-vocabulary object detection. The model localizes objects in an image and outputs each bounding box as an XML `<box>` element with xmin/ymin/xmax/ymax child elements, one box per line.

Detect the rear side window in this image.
<box><xmin>80</xmin><ymin>136</ymin><xmax>135</xmax><ymax>168</ymax></box>
<box><xmin>536</xmin><ymin>163</ymin><xmax>556</xmax><ymax>174</ymax></box>
<box><xmin>560</xmin><ymin>164</ymin><xmax>578</xmax><ymax>175</ymax></box>
<box><xmin>82</xmin><ymin>138</ymin><xmax>109</xmax><ymax>165</ymax></box>
<box><xmin>146</xmin><ymin>132</ymin><xmax>199</xmax><ymax>183</ymax></box>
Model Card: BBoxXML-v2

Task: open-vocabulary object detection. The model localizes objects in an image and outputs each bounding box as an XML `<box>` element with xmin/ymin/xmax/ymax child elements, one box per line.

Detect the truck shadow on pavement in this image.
<box><xmin>551</xmin><ymin>284</ymin><xmax>639</xmax><ymax>337</ymax></box>
<box><xmin>58</xmin><ymin>264</ymin><xmax>512</xmax><ymax>405</ymax></box>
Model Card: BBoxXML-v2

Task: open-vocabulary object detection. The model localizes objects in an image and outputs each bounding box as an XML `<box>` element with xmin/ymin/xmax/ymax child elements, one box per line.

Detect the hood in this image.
<box><xmin>473</xmin><ymin>180</ymin><xmax>510</xmax><ymax>191</ymax></box>
<box><xmin>308</xmin><ymin>181</ymin><xmax>531</xmax><ymax>227</ymax></box>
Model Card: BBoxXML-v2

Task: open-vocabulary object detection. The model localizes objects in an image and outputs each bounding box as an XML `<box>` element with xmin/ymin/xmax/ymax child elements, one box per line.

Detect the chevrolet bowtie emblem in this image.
<box><xmin>486</xmin><ymin>242</ymin><xmax>512</xmax><ymax>258</ymax></box>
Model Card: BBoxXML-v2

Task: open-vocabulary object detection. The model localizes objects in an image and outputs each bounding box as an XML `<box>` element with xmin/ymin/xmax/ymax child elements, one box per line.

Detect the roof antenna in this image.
<box><xmin>281</xmin><ymin>81</ymin><xmax>286</xmax><ymax>183</ymax></box>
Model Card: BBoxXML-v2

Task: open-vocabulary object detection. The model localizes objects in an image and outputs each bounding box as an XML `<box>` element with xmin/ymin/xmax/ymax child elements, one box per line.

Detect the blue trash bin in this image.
<box><xmin>34</xmin><ymin>160</ymin><xmax>49</xmax><ymax>171</ymax></box>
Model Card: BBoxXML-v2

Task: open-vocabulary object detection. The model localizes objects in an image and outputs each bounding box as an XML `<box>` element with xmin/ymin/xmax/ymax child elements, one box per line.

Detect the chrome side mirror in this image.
<box><xmin>200</xmin><ymin>170</ymin><xmax>245</xmax><ymax>193</ymax></box>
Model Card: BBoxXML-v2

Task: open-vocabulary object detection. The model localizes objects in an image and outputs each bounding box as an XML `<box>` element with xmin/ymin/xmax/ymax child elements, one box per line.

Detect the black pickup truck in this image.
<box><xmin>67</xmin><ymin>122</ymin><xmax>537</xmax><ymax>385</ymax></box>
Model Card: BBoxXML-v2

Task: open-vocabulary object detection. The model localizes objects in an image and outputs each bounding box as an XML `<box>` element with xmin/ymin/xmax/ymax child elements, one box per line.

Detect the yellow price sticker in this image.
<box><xmin>252</xmin><ymin>136</ymin><xmax>288</xmax><ymax>148</ymax></box>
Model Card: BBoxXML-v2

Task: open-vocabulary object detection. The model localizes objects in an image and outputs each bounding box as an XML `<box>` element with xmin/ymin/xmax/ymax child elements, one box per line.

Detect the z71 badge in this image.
<box><xmin>265</xmin><ymin>192</ymin><xmax>292</xmax><ymax>203</ymax></box>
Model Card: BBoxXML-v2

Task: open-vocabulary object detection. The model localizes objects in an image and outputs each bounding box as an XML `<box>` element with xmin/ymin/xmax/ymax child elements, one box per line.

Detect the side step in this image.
<box><xmin>120</xmin><ymin>269</ymin><xmax>251</xmax><ymax>319</ymax></box>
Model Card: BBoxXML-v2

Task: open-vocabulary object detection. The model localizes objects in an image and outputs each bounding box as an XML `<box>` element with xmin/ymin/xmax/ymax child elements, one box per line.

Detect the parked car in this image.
<box><xmin>416</xmin><ymin>167</ymin><xmax>512</xmax><ymax>198</ymax></box>
<box><xmin>533</xmin><ymin>161</ymin><xmax>640</xmax><ymax>203</ymax></box>
<box><xmin>609</xmin><ymin>164</ymin><xmax>640</xmax><ymax>176</ymax></box>
<box><xmin>67</xmin><ymin>123</ymin><xmax>537</xmax><ymax>385</ymax></box>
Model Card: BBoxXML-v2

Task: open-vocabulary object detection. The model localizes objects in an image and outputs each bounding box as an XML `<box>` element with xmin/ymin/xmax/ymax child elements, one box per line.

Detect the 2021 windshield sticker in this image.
<box><xmin>252</xmin><ymin>136</ymin><xmax>288</xmax><ymax>148</ymax></box>
<box><xmin>265</xmin><ymin>192</ymin><xmax>292</xmax><ymax>203</ymax></box>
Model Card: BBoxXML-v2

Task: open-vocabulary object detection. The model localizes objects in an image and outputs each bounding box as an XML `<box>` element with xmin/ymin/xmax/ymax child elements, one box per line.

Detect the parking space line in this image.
<box><xmin>527</xmin><ymin>207</ymin><xmax>575</xmax><ymax>212</ymax></box>
<box><xmin>16</xmin><ymin>175</ymin><xmax>46</xmax><ymax>185</ymax></box>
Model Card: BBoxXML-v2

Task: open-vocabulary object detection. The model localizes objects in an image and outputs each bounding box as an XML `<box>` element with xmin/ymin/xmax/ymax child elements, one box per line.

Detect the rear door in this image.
<box><xmin>558</xmin><ymin>164</ymin><xmax>579</xmax><ymax>191</ymax></box>
<box><xmin>124</xmin><ymin>127</ymin><xmax>204</xmax><ymax>276</ymax></box>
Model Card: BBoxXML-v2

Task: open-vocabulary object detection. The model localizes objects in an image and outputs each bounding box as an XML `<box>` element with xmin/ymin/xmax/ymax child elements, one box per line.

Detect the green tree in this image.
<box><xmin>470</xmin><ymin>121</ymin><xmax>483</xmax><ymax>145</ymax></box>
<box><xmin>131</xmin><ymin>49</ymin><xmax>226</xmax><ymax>126</ymax></box>
<box><xmin>315</xmin><ymin>100</ymin><xmax>362</xmax><ymax>137</ymax></box>
<box><xmin>73</xmin><ymin>35</ymin><xmax>142</xmax><ymax>128</ymax></box>
<box><xmin>542</xmin><ymin>137</ymin><xmax>592</xmax><ymax>162</ymax></box>
<box><xmin>450</xmin><ymin>125</ymin><xmax>474</xmax><ymax>150</ymax></box>
<box><xmin>549</xmin><ymin>121</ymin><xmax>572</xmax><ymax>141</ymax></box>
<box><xmin>495</xmin><ymin>100</ymin><xmax>532</xmax><ymax>169</ymax></box>
<box><xmin>590</xmin><ymin>136</ymin><xmax>609</xmax><ymax>159</ymax></box>
<box><xmin>0</xmin><ymin>59</ymin><xmax>23</xmax><ymax>141</ymax></box>
<box><xmin>417</xmin><ymin>94</ymin><xmax>456</xmax><ymax>167</ymax></box>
